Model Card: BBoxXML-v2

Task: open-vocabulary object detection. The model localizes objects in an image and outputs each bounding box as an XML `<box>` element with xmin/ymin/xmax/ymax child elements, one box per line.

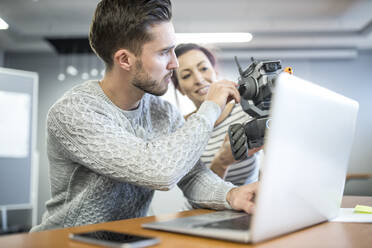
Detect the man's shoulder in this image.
<box><xmin>48</xmin><ymin>80</ymin><xmax>103</xmax><ymax>115</ymax></box>
<box><xmin>65</xmin><ymin>80</ymin><xmax>101</xmax><ymax>99</ymax></box>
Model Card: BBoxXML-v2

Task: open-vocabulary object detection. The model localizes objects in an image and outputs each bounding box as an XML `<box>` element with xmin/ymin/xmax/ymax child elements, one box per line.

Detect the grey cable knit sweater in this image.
<box><xmin>31</xmin><ymin>80</ymin><xmax>235</xmax><ymax>232</ymax></box>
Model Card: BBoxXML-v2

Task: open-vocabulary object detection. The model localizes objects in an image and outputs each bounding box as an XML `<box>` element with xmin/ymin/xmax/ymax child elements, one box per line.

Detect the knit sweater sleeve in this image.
<box><xmin>47</xmin><ymin>93</ymin><xmax>221</xmax><ymax>191</ymax></box>
<box><xmin>178</xmin><ymin>160</ymin><xmax>236</xmax><ymax>210</ymax></box>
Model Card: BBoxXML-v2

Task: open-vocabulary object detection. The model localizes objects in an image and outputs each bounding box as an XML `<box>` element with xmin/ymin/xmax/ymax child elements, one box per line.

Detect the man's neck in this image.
<box><xmin>100</xmin><ymin>69</ymin><xmax>144</xmax><ymax>111</ymax></box>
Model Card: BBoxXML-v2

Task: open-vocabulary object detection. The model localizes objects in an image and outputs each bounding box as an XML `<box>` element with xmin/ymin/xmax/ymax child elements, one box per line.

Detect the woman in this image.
<box><xmin>172</xmin><ymin>43</ymin><xmax>261</xmax><ymax>186</ymax></box>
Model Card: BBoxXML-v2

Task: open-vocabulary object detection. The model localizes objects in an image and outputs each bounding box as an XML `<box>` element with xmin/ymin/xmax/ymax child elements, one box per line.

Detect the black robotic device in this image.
<box><xmin>228</xmin><ymin>57</ymin><xmax>285</xmax><ymax>160</ymax></box>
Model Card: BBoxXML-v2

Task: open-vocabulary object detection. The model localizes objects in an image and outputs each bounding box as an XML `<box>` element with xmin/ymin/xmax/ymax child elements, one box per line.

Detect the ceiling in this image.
<box><xmin>0</xmin><ymin>0</ymin><xmax>371</xmax><ymax>57</ymax></box>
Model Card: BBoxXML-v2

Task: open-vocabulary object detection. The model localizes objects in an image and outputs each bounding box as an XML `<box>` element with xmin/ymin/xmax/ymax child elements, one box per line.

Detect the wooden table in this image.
<box><xmin>1</xmin><ymin>196</ymin><xmax>371</xmax><ymax>248</ymax></box>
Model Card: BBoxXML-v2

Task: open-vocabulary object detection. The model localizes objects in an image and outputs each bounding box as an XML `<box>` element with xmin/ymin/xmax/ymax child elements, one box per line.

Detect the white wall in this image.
<box><xmin>3</xmin><ymin>49</ymin><xmax>372</xmax><ymax>224</ymax></box>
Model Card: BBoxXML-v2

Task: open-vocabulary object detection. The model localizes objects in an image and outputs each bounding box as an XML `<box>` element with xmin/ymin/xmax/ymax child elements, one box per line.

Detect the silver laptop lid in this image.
<box><xmin>251</xmin><ymin>73</ymin><xmax>359</xmax><ymax>242</ymax></box>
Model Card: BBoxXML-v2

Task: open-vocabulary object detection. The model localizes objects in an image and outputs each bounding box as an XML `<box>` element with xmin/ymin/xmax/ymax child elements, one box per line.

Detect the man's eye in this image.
<box><xmin>181</xmin><ymin>74</ymin><xmax>190</xmax><ymax>80</ymax></box>
<box><xmin>160</xmin><ymin>50</ymin><xmax>169</xmax><ymax>56</ymax></box>
<box><xmin>200</xmin><ymin>67</ymin><xmax>208</xmax><ymax>71</ymax></box>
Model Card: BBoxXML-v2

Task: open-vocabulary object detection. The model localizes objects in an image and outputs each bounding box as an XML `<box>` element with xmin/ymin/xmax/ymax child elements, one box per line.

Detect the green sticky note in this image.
<box><xmin>354</xmin><ymin>205</ymin><xmax>372</xmax><ymax>214</ymax></box>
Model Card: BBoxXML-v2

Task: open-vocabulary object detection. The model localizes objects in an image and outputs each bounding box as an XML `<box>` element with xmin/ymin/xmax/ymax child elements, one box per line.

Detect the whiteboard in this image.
<box><xmin>0</xmin><ymin>91</ymin><xmax>31</xmax><ymax>157</ymax></box>
<box><xmin>0</xmin><ymin>67</ymin><xmax>38</xmax><ymax>206</ymax></box>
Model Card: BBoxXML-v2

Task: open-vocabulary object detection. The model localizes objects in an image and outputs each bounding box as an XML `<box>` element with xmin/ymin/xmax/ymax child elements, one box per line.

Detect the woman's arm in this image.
<box><xmin>210</xmin><ymin>134</ymin><xmax>236</xmax><ymax>178</ymax></box>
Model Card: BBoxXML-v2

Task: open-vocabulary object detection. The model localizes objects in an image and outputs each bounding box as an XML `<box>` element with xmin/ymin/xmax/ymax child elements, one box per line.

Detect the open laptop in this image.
<box><xmin>142</xmin><ymin>73</ymin><xmax>359</xmax><ymax>243</ymax></box>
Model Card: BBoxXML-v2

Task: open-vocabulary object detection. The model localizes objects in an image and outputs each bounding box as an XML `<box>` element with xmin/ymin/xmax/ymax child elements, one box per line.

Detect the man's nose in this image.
<box><xmin>167</xmin><ymin>50</ymin><xmax>179</xmax><ymax>70</ymax></box>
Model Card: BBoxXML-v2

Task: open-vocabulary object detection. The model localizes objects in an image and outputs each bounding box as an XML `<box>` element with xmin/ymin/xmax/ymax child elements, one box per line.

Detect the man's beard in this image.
<box><xmin>131</xmin><ymin>60</ymin><xmax>170</xmax><ymax>96</ymax></box>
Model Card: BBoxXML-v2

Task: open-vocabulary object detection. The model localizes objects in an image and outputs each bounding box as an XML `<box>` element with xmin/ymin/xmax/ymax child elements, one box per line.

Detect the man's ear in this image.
<box><xmin>113</xmin><ymin>49</ymin><xmax>136</xmax><ymax>71</ymax></box>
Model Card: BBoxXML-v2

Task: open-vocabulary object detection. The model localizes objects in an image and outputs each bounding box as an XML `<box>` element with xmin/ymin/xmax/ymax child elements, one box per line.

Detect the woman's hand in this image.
<box><xmin>210</xmin><ymin>134</ymin><xmax>263</xmax><ymax>178</ymax></box>
<box><xmin>210</xmin><ymin>134</ymin><xmax>236</xmax><ymax>178</ymax></box>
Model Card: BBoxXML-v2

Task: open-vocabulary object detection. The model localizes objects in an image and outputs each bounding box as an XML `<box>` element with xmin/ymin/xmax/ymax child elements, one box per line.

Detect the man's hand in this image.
<box><xmin>205</xmin><ymin>80</ymin><xmax>240</xmax><ymax>111</ymax></box>
<box><xmin>226</xmin><ymin>182</ymin><xmax>258</xmax><ymax>214</ymax></box>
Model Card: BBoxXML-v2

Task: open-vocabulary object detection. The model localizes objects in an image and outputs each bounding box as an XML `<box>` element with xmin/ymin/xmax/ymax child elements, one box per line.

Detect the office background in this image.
<box><xmin>0</xmin><ymin>0</ymin><xmax>371</xmax><ymax>230</ymax></box>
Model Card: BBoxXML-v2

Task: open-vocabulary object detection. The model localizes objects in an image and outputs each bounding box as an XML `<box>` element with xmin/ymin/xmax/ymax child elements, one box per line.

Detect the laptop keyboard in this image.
<box><xmin>194</xmin><ymin>215</ymin><xmax>252</xmax><ymax>230</ymax></box>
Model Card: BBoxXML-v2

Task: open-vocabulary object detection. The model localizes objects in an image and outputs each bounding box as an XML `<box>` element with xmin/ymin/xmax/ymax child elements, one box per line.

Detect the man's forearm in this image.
<box><xmin>178</xmin><ymin>160</ymin><xmax>234</xmax><ymax>210</ymax></box>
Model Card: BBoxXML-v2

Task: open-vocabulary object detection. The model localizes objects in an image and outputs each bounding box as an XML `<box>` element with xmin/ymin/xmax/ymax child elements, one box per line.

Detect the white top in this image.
<box><xmin>201</xmin><ymin>104</ymin><xmax>259</xmax><ymax>185</ymax></box>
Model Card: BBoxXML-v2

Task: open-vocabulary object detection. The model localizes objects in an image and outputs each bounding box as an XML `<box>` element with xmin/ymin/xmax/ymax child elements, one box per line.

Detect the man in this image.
<box><xmin>31</xmin><ymin>0</ymin><xmax>257</xmax><ymax>232</ymax></box>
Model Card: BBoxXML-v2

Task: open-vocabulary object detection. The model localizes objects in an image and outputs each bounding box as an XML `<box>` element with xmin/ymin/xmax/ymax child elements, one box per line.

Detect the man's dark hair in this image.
<box><xmin>171</xmin><ymin>43</ymin><xmax>216</xmax><ymax>90</ymax></box>
<box><xmin>89</xmin><ymin>0</ymin><xmax>172</xmax><ymax>70</ymax></box>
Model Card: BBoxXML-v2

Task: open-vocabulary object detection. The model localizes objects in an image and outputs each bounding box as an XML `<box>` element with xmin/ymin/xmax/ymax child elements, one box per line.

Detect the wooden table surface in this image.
<box><xmin>1</xmin><ymin>196</ymin><xmax>371</xmax><ymax>248</ymax></box>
